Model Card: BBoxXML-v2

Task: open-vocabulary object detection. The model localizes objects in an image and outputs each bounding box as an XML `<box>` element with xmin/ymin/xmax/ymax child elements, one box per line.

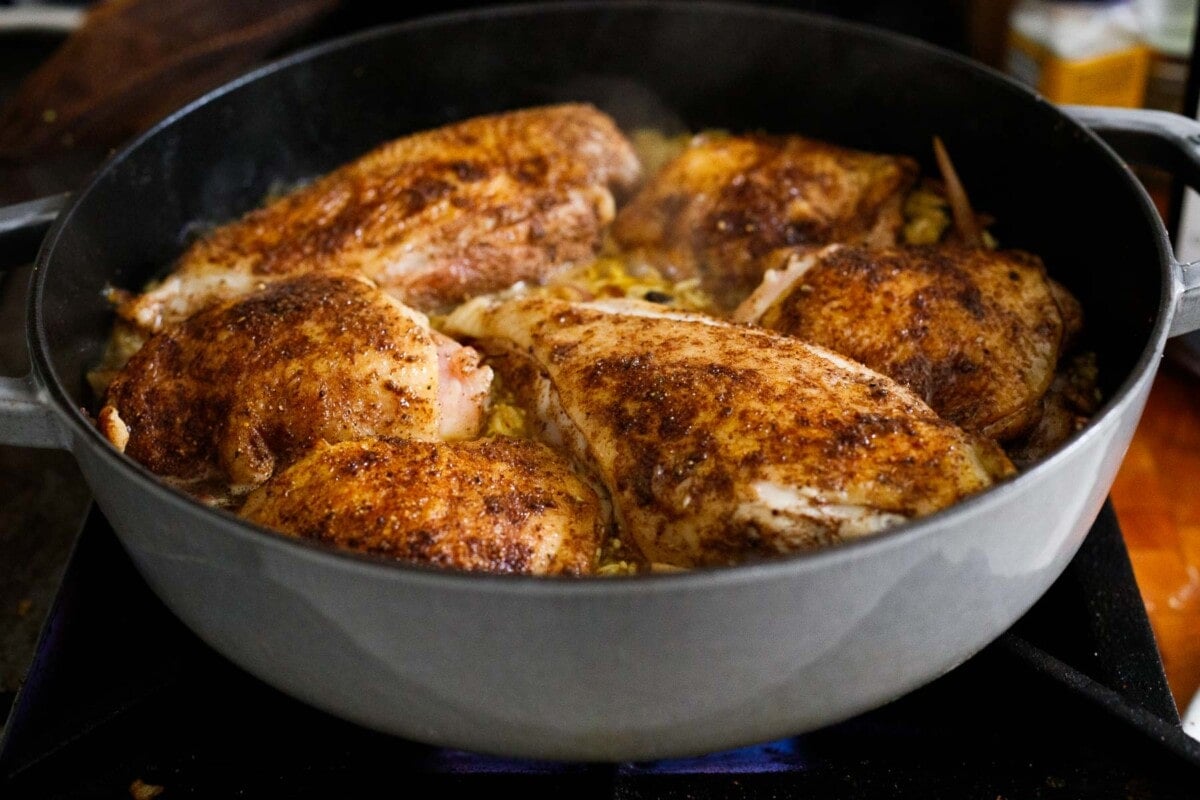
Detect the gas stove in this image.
<box><xmin>1</xmin><ymin>503</ymin><xmax>1198</xmax><ymax>798</ymax></box>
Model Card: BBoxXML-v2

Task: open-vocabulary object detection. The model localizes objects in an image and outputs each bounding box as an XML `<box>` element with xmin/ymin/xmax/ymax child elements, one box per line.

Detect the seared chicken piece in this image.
<box><xmin>98</xmin><ymin>274</ymin><xmax>491</xmax><ymax>501</ymax></box>
<box><xmin>118</xmin><ymin>104</ymin><xmax>640</xmax><ymax>333</ymax></box>
<box><xmin>736</xmin><ymin>244</ymin><xmax>1070</xmax><ymax>441</ymax></box>
<box><xmin>241</xmin><ymin>437</ymin><xmax>605</xmax><ymax>576</ymax></box>
<box><xmin>446</xmin><ymin>295</ymin><xmax>1012</xmax><ymax>568</ymax></box>
<box><xmin>612</xmin><ymin>133</ymin><xmax>918</xmax><ymax>307</ymax></box>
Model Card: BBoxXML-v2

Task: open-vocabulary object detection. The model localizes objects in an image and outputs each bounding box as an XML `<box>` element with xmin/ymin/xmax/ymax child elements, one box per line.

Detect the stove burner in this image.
<box><xmin>1</xmin><ymin>503</ymin><xmax>1199</xmax><ymax>798</ymax></box>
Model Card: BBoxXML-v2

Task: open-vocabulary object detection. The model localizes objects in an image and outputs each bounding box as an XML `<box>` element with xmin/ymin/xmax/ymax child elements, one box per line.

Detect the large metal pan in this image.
<box><xmin>1</xmin><ymin>2</ymin><xmax>1199</xmax><ymax>761</ymax></box>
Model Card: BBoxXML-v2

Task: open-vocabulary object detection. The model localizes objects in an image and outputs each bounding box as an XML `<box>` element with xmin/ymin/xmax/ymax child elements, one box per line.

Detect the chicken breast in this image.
<box><xmin>118</xmin><ymin>103</ymin><xmax>640</xmax><ymax>333</ymax></box>
<box><xmin>446</xmin><ymin>295</ymin><xmax>1013</xmax><ymax>568</ymax></box>
<box><xmin>612</xmin><ymin>133</ymin><xmax>917</xmax><ymax>308</ymax></box>
<box><xmin>240</xmin><ymin>437</ymin><xmax>605</xmax><ymax>576</ymax></box>
<box><xmin>98</xmin><ymin>273</ymin><xmax>491</xmax><ymax>502</ymax></box>
<box><xmin>736</xmin><ymin>244</ymin><xmax>1070</xmax><ymax>441</ymax></box>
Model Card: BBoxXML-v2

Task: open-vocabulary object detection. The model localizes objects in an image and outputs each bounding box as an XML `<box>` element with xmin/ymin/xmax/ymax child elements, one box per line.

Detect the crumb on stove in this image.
<box><xmin>129</xmin><ymin>778</ymin><xmax>164</xmax><ymax>799</ymax></box>
<box><xmin>16</xmin><ymin>598</ymin><xmax>32</xmax><ymax>617</ymax></box>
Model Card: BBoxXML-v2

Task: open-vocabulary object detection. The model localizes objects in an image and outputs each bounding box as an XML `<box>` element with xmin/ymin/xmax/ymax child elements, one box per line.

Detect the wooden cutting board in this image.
<box><xmin>1112</xmin><ymin>365</ymin><xmax>1200</xmax><ymax>711</ymax></box>
<box><xmin>0</xmin><ymin>0</ymin><xmax>338</xmax><ymax>203</ymax></box>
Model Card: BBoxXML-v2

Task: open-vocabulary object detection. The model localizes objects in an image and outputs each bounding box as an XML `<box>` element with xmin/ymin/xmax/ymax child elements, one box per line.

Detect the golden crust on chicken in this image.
<box><xmin>446</xmin><ymin>295</ymin><xmax>1014</xmax><ymax>568</ymax></box>
<box><xmin>240</xmin><ymin>437</ymin><xmax>606</xmax><ymax>576</ymax></box>
<box><xmin>613</xmin><ymin>133</ymin><xmax>917</xmax><ymax>307</ymax></box>
<box><xmin>736</xmin><ymin>244</ymin><xmax>1070</xmax><ymax>441</ymax></box>
<box><xmin>99</xmin><ymin>273</ymin><xmax>491</xmax><ymax>501</ymax></box>
<box><xmin>117</xmin><ymin>103</ymin><xmax>640</xmax><ymax>333</ymax></box>
<box><xmin>92</xmin><ymin>106</ymin><xmax>1093</xmax><ymax>575</ymax></box>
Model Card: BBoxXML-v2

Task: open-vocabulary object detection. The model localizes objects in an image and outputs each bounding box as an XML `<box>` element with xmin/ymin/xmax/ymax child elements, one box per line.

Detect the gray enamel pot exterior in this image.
<box><xmin>68</xmin><ymin>386</ymin><xmax>1145</xmax><ymax>759</ymax></box>
<box><xmin>2</xmin><ymin>3</ymin><xmax>1199</xmax><ymax>760</ymax></box>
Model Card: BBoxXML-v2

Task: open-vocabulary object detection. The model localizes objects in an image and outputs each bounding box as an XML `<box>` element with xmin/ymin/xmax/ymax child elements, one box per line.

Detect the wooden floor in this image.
<box><xmin>1111</xmin><ymin>364</ymin><xmax>1200</xmax><ymax>712</ymax></box>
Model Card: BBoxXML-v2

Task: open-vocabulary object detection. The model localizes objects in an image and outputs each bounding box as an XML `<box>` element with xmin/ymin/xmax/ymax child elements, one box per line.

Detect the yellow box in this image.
<box><xmin>1008</xmin><ymin>30</ymin><xmax>1150</xmax><ymax>107</ymax></box>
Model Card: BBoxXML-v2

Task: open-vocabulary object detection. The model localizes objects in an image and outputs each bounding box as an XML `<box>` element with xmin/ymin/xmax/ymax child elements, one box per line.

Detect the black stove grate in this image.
<box><xmin>2</xmin><ymin>503</ymin><xmax>1199</xmax><ymax>798</ymax></box>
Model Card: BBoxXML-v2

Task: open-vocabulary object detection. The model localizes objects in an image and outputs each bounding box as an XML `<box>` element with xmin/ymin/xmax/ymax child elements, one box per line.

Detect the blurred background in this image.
<box><xmin>1</xmin><ymin>0</ymin><xmax>1199</xmax><ymax>731</ymax></box>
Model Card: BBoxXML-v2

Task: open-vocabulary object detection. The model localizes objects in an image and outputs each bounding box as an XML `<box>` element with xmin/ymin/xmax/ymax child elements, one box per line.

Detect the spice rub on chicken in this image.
<box><xmin>117</xmin><ymin>104</ymin><xmax>640</xmax><ymax>334</ymax></box>
<box><xmin>613</xmin><ymin>133</ymin><xmax>917</xmax><ymax>307</ymax></box>
<box><xmin>240</xmin><ymin>437</ymin><xmax>606</xmax><ymax>576</ymax></box>
<box><xmin>736</xmin><ymin>244</ymin><xmax>1074</xmax><ymax>441</ymax></box>
<box><xmin>446</xmin><ymin>295</ymin><xmax>1013</xmax><ymax>568</ymax></box>
<box><xmin>98</xmin><ymin>273</ymin><xmax>491</xmax><ymax>503</ymax></box>
<box><xmin>93</xmin><ymin>108</ymin><xmax>1094</xmax><ymax>575</ymax></box>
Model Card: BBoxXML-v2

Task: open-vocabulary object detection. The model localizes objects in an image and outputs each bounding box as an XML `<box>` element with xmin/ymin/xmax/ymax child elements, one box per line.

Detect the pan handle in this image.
<box><xmin>0</xmin><ymin>371</ymin><xmax>67</xmax><ymax>449</ymax></box>
<box><xmin>1063</xmin><ymin>106</ymin><xmax>1200</xmax><ymax>337</ymax></box>
<box><xmin>0</xmin><ymin>194</ymin><xmax>70</xmax><ymax>267</ymax></box>
<box><xmin>0</xmin><ymin>194</ymin><xmax>72</xmax><ymax>450</ymax></box>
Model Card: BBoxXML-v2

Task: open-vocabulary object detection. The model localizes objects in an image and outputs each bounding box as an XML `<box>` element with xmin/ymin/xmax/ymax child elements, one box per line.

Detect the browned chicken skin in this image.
<box><xmin>613</xmin><ymin>133</ymin><xmax>917</xmax><ymax>307</ymax></box>
<box><xmin>92</xmin><ymin>107</ymin><xmax>1087</xmax><ymax>575</ymax></box>
<box><xmin>98</xmin><ymin>274</ymin><xmax>491</xmax><ymax>501</ymax></box>
<box><xmin>736</xmin><ymin>244</ymin><xmax>1070</xmax><ymax>441</ymax></box>
<box><xmin>240</xmin><ymin>437</ymin><xmax>605</xmax><ymax>576</ymax></box>
<box><xmin>117</xmin><ymin>104</ymin><xmax>640</xmax><ymax>333</ymax></box>
<box><xmin>446</xmin><ymin>295</ymin><xmax>1013</xmax><ymax>568</ymax></box>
